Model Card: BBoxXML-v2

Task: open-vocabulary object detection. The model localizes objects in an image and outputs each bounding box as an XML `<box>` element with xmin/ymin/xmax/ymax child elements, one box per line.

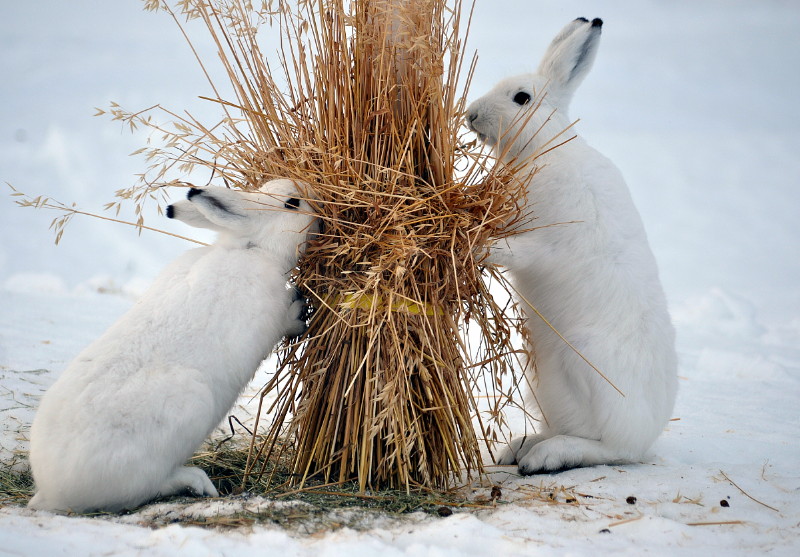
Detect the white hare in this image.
<box><xmin>28</xmin><ymin>178</ymin><xmax>317</xmax><ymax>513</ymax></box>
<box><xmin>466</xmin><ymin>18</ymin><xmax>677</xmax><ymax>474</ymax></box>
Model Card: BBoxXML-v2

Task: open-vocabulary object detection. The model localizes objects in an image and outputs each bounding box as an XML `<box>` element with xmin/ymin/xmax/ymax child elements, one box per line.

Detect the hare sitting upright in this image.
<box><xmin>466</xmin><ymin>18</ymin><xmax>677</xmax><ymax>474</ymax></box>
<box><xmin>28</xmin><ymin>178</ymin><xmax>316</xmax><ymax>513</ymax></box>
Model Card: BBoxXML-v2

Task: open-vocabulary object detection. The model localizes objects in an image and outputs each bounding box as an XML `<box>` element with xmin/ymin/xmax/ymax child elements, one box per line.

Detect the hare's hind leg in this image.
<box><xmin>158</xmin><ymin>466</ymin><xmax>219</xmax><ymax>499</ymax></box>
<box><xmin>517</xmin><ymin>435</ymin><xmax>625</xmax><ymax>475</ymax></box>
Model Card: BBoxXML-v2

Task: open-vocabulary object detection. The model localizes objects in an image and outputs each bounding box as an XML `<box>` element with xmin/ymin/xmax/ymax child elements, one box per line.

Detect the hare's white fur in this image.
<box><xmin>466</xmin><ymin>18</ymin><xmax>677</xmax><ymax>474</ymax></box>
<box><xmin>28</xmin><ymin>179</ymin><xmax>316</xmax><ymax>513</ymax></box>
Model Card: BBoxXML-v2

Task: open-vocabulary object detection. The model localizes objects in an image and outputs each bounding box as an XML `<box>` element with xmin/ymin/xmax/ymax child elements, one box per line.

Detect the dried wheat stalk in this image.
<box><xmin>121</xmin><ymin>0</ymin><xmax>534</xmax><ymax>491</ymax></box>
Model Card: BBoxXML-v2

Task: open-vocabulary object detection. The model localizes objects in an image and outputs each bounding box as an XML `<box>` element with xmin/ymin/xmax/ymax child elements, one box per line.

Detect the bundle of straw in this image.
<box><xmin>124</xmin><ymin>0</ymin><xmax>530</xmax><ymax>491</ymax></box>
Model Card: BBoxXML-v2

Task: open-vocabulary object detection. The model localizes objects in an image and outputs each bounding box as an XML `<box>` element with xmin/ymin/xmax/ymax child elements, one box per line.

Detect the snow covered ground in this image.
<box><xmin>1</xmin><ymin>1</ymin><xmax>799</xmax><ymax>555</ymax></box>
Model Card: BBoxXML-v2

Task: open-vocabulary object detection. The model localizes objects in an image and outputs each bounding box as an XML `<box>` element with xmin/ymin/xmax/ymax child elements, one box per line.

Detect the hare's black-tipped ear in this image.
<box><xmin>538</xmin><ymin>18</ymin><xmax>590</xmax><ymax>66</ymax></box>
<box><xmin>537</xmin><ymin>17</ymin><xmax>603</xmax><ymax>106</ymax></box>
<box><xmin>167</xmin><ymin>200</ymin><xmax>223</xmax><ymax>231</ymax></box>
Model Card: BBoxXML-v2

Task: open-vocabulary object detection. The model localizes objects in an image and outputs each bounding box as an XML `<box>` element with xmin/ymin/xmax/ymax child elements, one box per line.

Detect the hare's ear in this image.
<box><xmin>537</xmin><ymin>17</ymin><xmax>602</xmax><ymax>105</ymax></box>
<box><xmin>185</xmin><ymin>187</ymin><xmax>250</xmax><ymax>233</ymax></box>
<box><xmin>167</xmin><ymin>200</ymin><xmax>225</xmax><ymax>232</ymax></box>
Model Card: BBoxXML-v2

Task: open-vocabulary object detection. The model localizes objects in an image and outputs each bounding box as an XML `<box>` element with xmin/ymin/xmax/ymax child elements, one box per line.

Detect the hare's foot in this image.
<box><xmin>27</xmin><ymin>492</ymin><xmax>50</xmax><ymax>511</ymax></box>
<box><xmin>286</xmin><ymin>298</ymin><xmax>310</xmax><ymax>338</ymax></box>
<box><xmin>485</xmin><ymin>242</ymin><xmax>515</xmax><ymax>268</ymax></box>
<box><xmin>496</xmin><ymin>434</ymin><xmax>549</xmax><ymax>465</ymax></box>
<box><xmin>517</xmin><ymin>435</ymin><xmax>622</xmax><ymax>475</ymax></box>
<box><xmin>159</xmin><ymin>466</ymin><xmax>218</xmax><ymax>498</ymax></box>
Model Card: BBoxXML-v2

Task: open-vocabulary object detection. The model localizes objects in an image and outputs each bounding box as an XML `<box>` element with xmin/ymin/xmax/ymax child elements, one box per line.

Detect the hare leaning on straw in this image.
<box><xmin>28</xmin><ymin>180</ymin><xmax>316</xmax><ymax>513</ymax></box>
<box><xmin>467</xmin><ymin>18</ymin><xmax>678</xmax><ymax>475</ymax></box>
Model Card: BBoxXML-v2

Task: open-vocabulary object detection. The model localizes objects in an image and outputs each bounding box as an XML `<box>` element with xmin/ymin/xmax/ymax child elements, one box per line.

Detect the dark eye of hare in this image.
<box><xmin>284</xmin><ymin>197</ymin><xmax>301</xmax><ymax>210</ymax></box>
<box><xmin>513</xmin><ymin>91</ymin><xmax>531</xmax><ymax>106</ymax></box>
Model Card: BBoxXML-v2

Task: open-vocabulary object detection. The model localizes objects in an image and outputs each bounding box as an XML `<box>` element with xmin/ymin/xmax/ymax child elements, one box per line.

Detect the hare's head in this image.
<box><xmin>466</xmin><ymin>17</ymin><xmax>602</xmax><ymax>162</ymax></box>
<box><xmin>167</xmin><ymin>178</ymin><xmax>317</xmax><ymax>264</ymax></box>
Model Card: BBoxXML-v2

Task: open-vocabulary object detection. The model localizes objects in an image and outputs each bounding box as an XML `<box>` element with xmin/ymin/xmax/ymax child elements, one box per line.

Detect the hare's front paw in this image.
<box><xmin>285</xmin><ymin>298</ymin><xmax>310</xmax><ymax>338</ymax></box>
<box><xmin>485</xmin><ymin>242</ymin><xmax>514</xmax><ymax>268</ymax></box>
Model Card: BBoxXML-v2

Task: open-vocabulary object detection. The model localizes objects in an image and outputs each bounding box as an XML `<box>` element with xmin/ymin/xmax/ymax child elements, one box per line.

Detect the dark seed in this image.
<box><xmin>626</xmin><ymin>496</ymin><xmax>637</xmax><ymax>505</ymax></box>
<box><xmin>720</xmin><ymin>499</ymin><xmax>730</xmax><ymax>507</ymax></box>
<box><xmin>437</xmin><ymin>506</ymin><xmax>453</xmax><ymax>517</ymax></box>
<box><xmin>491</xmin><ymin>486</ymin><xmax>502</xmax><ymax>500</ymax></box>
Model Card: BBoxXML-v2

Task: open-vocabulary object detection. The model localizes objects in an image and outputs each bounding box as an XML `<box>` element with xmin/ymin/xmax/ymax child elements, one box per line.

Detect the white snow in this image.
<box><xmin>1</xmin><ymin>0</ymin><xmax>799</xmax><ymax>555</ymax></box>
